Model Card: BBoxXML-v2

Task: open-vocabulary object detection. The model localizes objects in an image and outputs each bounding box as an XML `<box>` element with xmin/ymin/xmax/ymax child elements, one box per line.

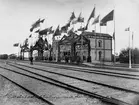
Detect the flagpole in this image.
<box><xmin>129</xmin><ymin>27</ymin><xmax>131</xmax><ymax>68</ymax></box>
<box><xmin>95</xmin><ymin>22</ymin><xmax>97</xmax><ymax>60</ymax></box>
<box><xmin>113</xmin><ymin>9</ymin><xmax>116</xmax><ymax>64</ymax></box>
<box><xmin>132</xmin><ymin>32</ymin><xmax>134</xmax><ymax>64</ymax></box>
<box><xmin>100</xmin><ymin>16</ymin><xmax>105</xmax><ymax>65</ymax></box>
<box><xmin>94</xmin><ymin>4</ymin><xmax>97</xmax><ymax>61</ymax></box>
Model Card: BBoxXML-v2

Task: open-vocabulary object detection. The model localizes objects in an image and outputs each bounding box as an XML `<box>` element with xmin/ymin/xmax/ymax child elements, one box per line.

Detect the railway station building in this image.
<box><xmin>52</xmin><ymin>31</ymin><xmax>112</xmax><ymax>63</ymax></box>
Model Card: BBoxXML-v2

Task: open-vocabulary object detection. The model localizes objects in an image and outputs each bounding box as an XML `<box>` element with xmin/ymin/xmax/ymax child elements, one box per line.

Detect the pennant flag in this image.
<box><xmin>13</xmin><ymin>43</ymin><xmax>19</xmax><ymax>47</ymax></box>
<box><xmin>69</xmin><ymin>12</ymin><xmax>76</xmax><ymax>22</ymax></box>
<box><xmin>77</xmin><ymin>12</ymin><xmax>84</xmax><ymax>22</ymax></box>
<box><xmin>35</xmin><ymin>29</ymin><xmax>40</xmax><ymax>33</ymax></box>
<box><xmin>125</xmin><ymin>27</ymin><xmax>130</xmax><ymax>31</ymax></box>
<box><xmin>30</xmin><ymin>18</ymin><xmax>41</xmax><ymax>32</ymax></box>
<box><xmin>92</xmin><ymin>15</ymin><xmax>100</xmax><ymax>25</ymax></box>
<box><xmin>29</xmin><ymin>34</ymin><xmax>32</xmax><ymax>38</ymax></box>
<box><xmin>88</xmin><ymin>7</ymin><xmax>95</xmax><ymax>22</ymax></box>
<box><xmin>113</xmin><ymin>32</ymin><xmax>115</xmax><ymax>40</ymax></box>
<box><xmin>85</xmin><ymin>7</ymin><xmax>95</xmax><ymax>30</ymax></box>
<box><xmin>53</xmin><ymin>25</ymin><xmax>61</xmax><ymax>36</ymax></box>
<box><xmin>100</xmin><ymin>10</ymin><xmax>114</xmax><ymax>25</ymax></box>
<box><xmin>40</xmin><ymin>19</ymin><xmax>45</xmax><ymax>23</ymax></box>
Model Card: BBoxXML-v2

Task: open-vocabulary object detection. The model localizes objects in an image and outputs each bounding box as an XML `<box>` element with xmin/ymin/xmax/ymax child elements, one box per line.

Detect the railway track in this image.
<box><xmin>26</xmin><ymin>61</ymin><xmax>139</xmax><ymax>80</ymax></box>
<box><xmin>1</xmin><ymin>62</ymin><xmax>137</xmax><ymax>105</ymax></box>
<box><xmin>8</xmin><ymin>62</ymin><xmax>139</xmax><ymax>95</ymax></box>
<box><xmin>0</xmin><ymin>71</ymin><xmax>54</xmax><ymax>105</ymax></box>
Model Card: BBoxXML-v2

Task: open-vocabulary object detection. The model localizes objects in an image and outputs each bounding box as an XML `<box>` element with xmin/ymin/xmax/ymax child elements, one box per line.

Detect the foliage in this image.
<box><xmin>9</xmin><ymin>54</ymin><xmax>17</xmax><ymax>59</ymax></box>
<box><xmin>119</xmin><ymin>47</ymin><xmax>139</xmax><ymax>64</ymax></box>
<box><xmin>0</xmin><ymin>54</ymin><xmax>8</xmax><ymax>59</ymax></box>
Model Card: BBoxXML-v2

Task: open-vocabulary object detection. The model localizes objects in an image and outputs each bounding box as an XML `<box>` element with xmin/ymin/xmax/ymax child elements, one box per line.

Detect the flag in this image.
<box><xmin>85</xmin><ymin>8</ymin><xmax>95</xmax><ymax>30</ymax></box>
<box><xmin>39</xmin><ymin>28</ymin><xmax>48</xmax><ymax>35</ymax></box>
<box><xmin>40</xmin><ymin>19</ymin><xmax>45</xmax><ymax>23</ymax></box>
<box><xmin>92</xmin><ymin>15</ymin><xmax>100</xmax><ymax>25</ymax></box>
<box><xmin>29</xmin><ymin>34</ymin><xmax>32</xmax><ymax>38</ymax></box>
<box><xmin>87</xmin><ymin>7</ymin><xmax>95</xmax><ymax>22</ymax></box>
<box><xmin>30</xmin><ymin>18</ymin><xmax>41</xmax><ymax>32</ymax></box>
<box><xmin>113</xmin><ymin>32</ymin><xmax>115</xmax><ymax>40</ymax></box>
<box><xmin>69</xmin><ymin>12</ymin><xmax>76</xmax><ymax>22</ymax></box>
<box><xmin>49</xmin><ymin>30</ymin><xmax>54</xmax><ymax>34</ymax></box>
<box><xmin>125</xmin><ymin>27</ymin><xmax>130</xmax><ymax>31</ymax></box>
<box><xmin>68</xmin><ymin>28</ymin><xmax>74</xmax><ymax>34</ymax></box>
<box><xmin>30</xmin><ymin>27</ymin><xmax>33</xmax><ymax>32</ymax></box>
<box><xmin>48</xmin><ymin>26</ymin><xmax>53</xmax><ymax>34</ymax></box>
<box><xmin>71</xmin><ymin>18</ymin><xmax>78</xmax><ymax>24</ymax></box>
<box><xmin>77</xmin><ymin>12</ymin><xmax>84</xmax><ymax>22</ymax></box>
<box><xmin>13</xmin><ymin>43</ymin><xmax>19</xmax><ymax>47</ymax></box>
<box><xmin>61</xmin><ymin>25</ymin><xmax>68</xmax><ymax>33</ymax></box>
<box><xmin>100</xmin><ymin>10</ymin><xmax>114</xmax><ymax>25</ymax></box>
<box><xmin>35</xmin><ymin>29</ymin><xmax>40</xmax><ymax>33</ymax></box>
<box><xmin>66</xmin><ymin>22</ymin><xmax>70</xmax><ymax>27</ymax></box>
<box><xmin>24</xmin><ymin>38</ymin><xmax>28</xmax><ymax>45</ymax></box>
<box><xmin>53</xmin><ymin>25</ymin><xmax>61</xmax><ymax>36</ymax></box>
<box><xmin>61</xmin><ymin>22</ymin><xmax>71</xmax><ymax>33</ymax></box>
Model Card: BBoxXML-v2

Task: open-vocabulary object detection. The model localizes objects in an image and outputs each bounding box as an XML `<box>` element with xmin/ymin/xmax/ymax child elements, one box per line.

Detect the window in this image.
<box><xmin>99</xmin><ymin>51</ymin><xmax>102</xmax><ymax>61</ymax></box>
<box><xmin>98</xmin><ymin>40</ymin><xmax>102</xmax><ymax>47</ymax></box>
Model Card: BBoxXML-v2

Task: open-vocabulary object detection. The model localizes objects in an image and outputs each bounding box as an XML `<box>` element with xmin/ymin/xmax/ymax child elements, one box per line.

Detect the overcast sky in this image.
<box><xmin>0</xmin><ymin>0</ymin><xmax>139</xmax><ymax>55</ymax></box>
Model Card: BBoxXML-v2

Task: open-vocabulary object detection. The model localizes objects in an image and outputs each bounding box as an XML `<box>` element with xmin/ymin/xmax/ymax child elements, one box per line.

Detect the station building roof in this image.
<box><xmin>82</xmin><ymin>31</ymin><xmax>112</xmax><ymax>38</ymax></box>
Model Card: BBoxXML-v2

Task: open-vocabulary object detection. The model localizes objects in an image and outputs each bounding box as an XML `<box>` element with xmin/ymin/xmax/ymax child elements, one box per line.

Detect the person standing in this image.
<box><xmin>30</xmin><ymin>56</ymin><xmax>33</xmax><ymax>65</ymax></box>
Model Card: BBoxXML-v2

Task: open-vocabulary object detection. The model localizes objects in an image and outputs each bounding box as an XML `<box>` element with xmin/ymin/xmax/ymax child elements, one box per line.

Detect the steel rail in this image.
<box><xmin>0</xmin><ymin>64</ymin><xmax>132</xmax><ymax>105</ymax></box>
<box><xmin>9</xmin><ymin>62</ymin><xmax>139</xmax><ymax>95</ymax></box>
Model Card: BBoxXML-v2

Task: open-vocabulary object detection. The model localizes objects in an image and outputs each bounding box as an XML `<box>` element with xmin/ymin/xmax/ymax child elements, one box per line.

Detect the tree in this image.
<box><xmin>119</xmin><ymin>47</ymin><xmax>139</xmax><ymax>64</ymax></box>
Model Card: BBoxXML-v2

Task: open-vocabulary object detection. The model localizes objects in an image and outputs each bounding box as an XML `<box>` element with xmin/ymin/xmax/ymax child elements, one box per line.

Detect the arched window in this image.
<box><xmin>98</xmin><ymin>40</ymin><xmax>102</xmax><ymax>47</ymax></box>
<box><xmin>99</xmin><ymin>51</ymin><xmax>102</xmax><ymax>61</ymax></box>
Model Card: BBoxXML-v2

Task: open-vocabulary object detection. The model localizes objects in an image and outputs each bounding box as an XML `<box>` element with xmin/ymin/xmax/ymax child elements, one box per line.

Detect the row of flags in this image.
<box><xmin>14</xmin><ymin>6</ymin><xmax>115</xmax><ymax>48</ymax></box>
<box><xmin>29</xmin><ymin>8</ymin><xmax>114</xmax><ymax>37</ymax></box>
